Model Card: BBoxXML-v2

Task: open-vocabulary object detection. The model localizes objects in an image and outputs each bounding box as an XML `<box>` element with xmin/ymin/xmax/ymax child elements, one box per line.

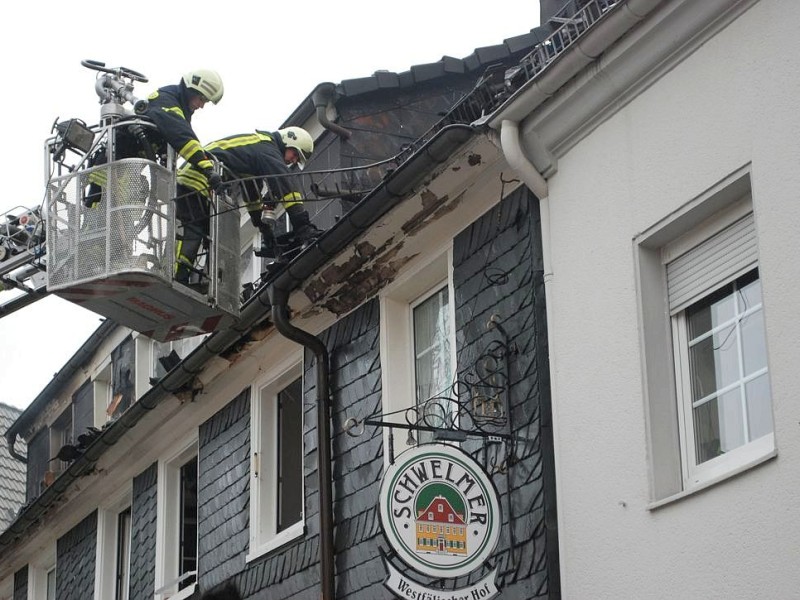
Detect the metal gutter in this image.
<box><xmin>0</xmin><ymin>124</ymin><xmax>477</xmax><ymax>555</ymax></box>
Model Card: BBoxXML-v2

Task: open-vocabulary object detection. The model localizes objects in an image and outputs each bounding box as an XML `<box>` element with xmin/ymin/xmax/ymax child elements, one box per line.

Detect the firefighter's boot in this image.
<box><xmin>287</xmin><ymin>204</ymin><xmax>322</xmax><ymax>244</ymax></box>
<box><xmin>255</xmin><ymin>233</ymin><xmax>277</xmax><ymax>258</ymax></box>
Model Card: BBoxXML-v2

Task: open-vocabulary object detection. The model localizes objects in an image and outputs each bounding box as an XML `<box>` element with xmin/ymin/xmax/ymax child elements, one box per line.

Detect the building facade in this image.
<box><xmin>503</xmin><ymin>0</ymin><xmax>800</xmax><ymax>597</ymax></box>
<box><xmin>2</xmin><ymin>0</ymin><xmax>799</xmax><ymax>599</ymax></box>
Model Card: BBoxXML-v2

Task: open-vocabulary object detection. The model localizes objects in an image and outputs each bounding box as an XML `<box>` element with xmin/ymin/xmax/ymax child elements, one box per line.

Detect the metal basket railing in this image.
<box><xmin>45</xmin><ymin>158</ymin><xmax>174</xmax><ymax>290</ymax></box>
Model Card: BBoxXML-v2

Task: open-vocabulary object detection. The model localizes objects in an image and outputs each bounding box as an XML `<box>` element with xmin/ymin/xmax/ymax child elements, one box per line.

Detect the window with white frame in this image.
<box><xmin>667</xmin><ymin>215</ymin><xmax>773</xmax><ymax>487</ymax></box>
<box><xmin>248</xmin><ymin>362</ymin><xmax>304</xmax><ymax>560</ymax></box>
<box><xmin>380</xmin><ymin>249</ymin><xmax>457</xmax><ymax>454</ymax></box>
<box><xmin>151</xmin><ymin>336</ymin><xmax>205</xmax><ymax>381</ymax></box>
<box><xmin>27</xmin><ymin>549</ymin><xmax>56</xmax><ymax>600</ymax></box>
<box><xmin>45</xmin><ymin>568</ymin><xmax>55</xmax><ymax>600</ymax></box>
<box><xmin>636</xmin><ymin>170</ymin><xmax>775</xmax><ymax>503</ymax></box>
<box><xmin>412</xmin><ymin>284</ymin><xmax>455</xmax><ymax>443</ymax></box>
<box><xmin>115</xmin><ymin>508</ymin><xmax>132</xmax><ymax>600</ymax></box>
<box><xmin>155</xmin><ymin>441</ymin><xmax>198</xmax><ymax>599</ymax></box>
<box><xmin>49</xmin><ymin>407</ymin><xmax>73</xmax><ymax>477</ymax></box>
<box><xmin>95</xmin><ymin>490</ymin><xmax>132</xmax><ymax>600</ymax></box>
<box><xmin>93</xmin><ymin>360</ymin><xmax>113</xmax><ymax>425</ymax></box>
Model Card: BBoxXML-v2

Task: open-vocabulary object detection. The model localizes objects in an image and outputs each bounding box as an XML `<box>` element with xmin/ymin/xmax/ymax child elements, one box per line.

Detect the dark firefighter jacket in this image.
<box><xmin>143</xmin><ymin>82</ymin><xmax>213</xmax><ymax>172</ymax></box>
<box><xmin>176</xmin><ymin>131</ymin><xmax>303</xmax><ymax>209</ymax></box>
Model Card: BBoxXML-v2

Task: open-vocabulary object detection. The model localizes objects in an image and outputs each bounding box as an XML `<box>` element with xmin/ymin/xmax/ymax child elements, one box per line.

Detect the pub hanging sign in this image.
<box><xmin>379</xmin><ymin>444</ymin><xmax>502</xmax><ymax>599</ymax></box>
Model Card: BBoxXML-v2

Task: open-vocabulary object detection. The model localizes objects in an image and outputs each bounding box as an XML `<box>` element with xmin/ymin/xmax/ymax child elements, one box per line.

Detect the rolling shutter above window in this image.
<box><xmin>666</xmin><ymin>212</ymin><xmax>757</xmax><ymax>314</ymax></box>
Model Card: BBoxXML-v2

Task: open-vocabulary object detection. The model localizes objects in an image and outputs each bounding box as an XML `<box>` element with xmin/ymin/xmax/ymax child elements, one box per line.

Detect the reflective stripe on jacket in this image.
<box><xmin>176</xmin><ymin>131</ymin><xmax>303</xmax><ymax>207</ymax></box>
<box><xmin>143</xmin><ymin>82</ymin><xmax>213</xmax><ymax>171</ymax></box>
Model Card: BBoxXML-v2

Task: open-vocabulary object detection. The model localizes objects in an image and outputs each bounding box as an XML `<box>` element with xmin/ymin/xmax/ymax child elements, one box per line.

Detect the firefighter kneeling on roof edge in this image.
<box><xmin>174</xmin><ymin>126</ymin><xmax>321</xmax><ymax>285</ymax></box>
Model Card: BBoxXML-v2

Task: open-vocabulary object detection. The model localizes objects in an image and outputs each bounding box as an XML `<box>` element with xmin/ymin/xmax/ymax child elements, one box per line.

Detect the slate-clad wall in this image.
<box><xmin>195</xmin><ymin>188</ymin><xmax>556</xmax><ymax>598</ymax></box>
<box><xmin>197</xmin><ymin>301</ymin><xmax>383</xmax><ymax>599</ymax></box>
<box><xmin>13</xmin><ymin>566</ymin><xmax>27</xmax><ymax>600</ymax></box>
<box><xmin>129</xmin><ymin>462</ymin><xmax>158</xmax><ymax>600</ymax></box>
<box><xmin>451</xmin><ymin>186</ymin><xmax>557</xmax><ymax>598</ymax></box>
<box><xmin>198</xmin><ymin>362</ymin><xmax>323</xmax><ymax>599</ymax></box>
<box><xmin>197</xmin><ymin>388</ymin><xmax>250</xmax><ymax>589</ymax></box>
<box><xmin>326</xmin><ymin>300</ymin><xmax>386</xmax><ymax>600</ymax></box>
<box><xmin>55</xmin><ymin>510</ymin><xmax>96</xmax><ymax>600</ymax></box>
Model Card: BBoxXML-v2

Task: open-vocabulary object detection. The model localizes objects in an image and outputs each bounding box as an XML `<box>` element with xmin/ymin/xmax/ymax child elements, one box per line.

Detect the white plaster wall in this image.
<box><xmin>544</xmin><ymin>0</ymin><xmax>800</xmax><ymax>597</ymax></box>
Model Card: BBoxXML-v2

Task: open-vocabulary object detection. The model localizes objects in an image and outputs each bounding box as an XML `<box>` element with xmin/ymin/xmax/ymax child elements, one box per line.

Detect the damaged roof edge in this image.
<box><xmin>271</xmin><ymin>124</ymin><xmax>477</xmax><ymax>294</ymax></box>
<box><xmin>0</xmin><ymin>123</ymin><xmax>478</xmax><ymax>553</ymax></box>
<box><xmin>5</xmin><ymin>318</ymin><xmax>115</xmax><ymax>463</ymax></box>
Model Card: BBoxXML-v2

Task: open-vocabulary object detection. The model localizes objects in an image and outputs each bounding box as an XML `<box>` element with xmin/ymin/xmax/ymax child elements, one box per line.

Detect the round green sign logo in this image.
<box><xmin>379</xmin><ymin>444</ymin><xmax>501</xmax><ymax>578</ymax></box>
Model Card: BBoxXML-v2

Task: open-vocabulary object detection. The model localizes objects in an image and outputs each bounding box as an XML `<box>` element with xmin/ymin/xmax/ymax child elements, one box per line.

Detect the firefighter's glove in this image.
<box><xmin>203</xmin><ymin>169</ymin><xmax>224</xmax><ymax>193</ymax></box>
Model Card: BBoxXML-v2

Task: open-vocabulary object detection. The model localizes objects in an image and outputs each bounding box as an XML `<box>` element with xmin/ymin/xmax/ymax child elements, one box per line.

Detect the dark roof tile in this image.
<box><xmin>372</xmin><ymin>70</ymin><xmax>400</xmax><ymax>88</ymax></box>
<box><xmin>441</xmin><ymin>56</ymin><xmax>467</xmax><ymax>74</ymax></box>
<box><xmin>339</xmin><ymin>76</ymin><xmax>381</xmax><ymax>96</ymax></box>
<box><xmin>474</xmin><ymin>43</ymin><xmax>512</xmax><ymax>64</ymax></box>
<box><xmin>410</xmin><ymin>61</ymin><xmax>447</xmax><ymax>83</ymax></box>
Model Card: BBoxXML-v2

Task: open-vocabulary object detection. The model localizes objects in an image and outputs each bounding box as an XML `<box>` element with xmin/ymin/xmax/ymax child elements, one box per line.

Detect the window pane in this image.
<box><xmin>693</xmin><ymin>396</ymin><xmax>720</xmax><ymax>464</ymax></box>
<box><xmin>741</xmin><ymin>309</ymin><xmax>767</xmax><ymax>376</ymax></box>
<box><xmin>746</xmin><ymin>373</ymin><xmax>773</xmax><ymax>441</ymax></box>
<box><xmin>46</xmin><ymin>568</ymin><xmax>56</xmax><ymax>600</ymax></box>
<box><xmin>278</xmin><ymin>378</ymin><xmax>303</xmax><ymax>532</ymax></box>
<box><xmin>685</xmin><ymin>270</ymin><xmax>772</xmax><ymax>469</ymax></box>
<box><xmin>688</xmin><ymin>323</ymin><xmax>739</xmax><ymax>400</ymax></box>
<box><xmin>413</xmin><ymin>287</ymin><xmax>452</xmax><ymax>403</ymax></box>
<box><xmin>717</xmin><ymin>387</ymin><xmax>745</xmax><ymax>454</ymax></box>
<box><xmin>179</xmin><ymin>457</ymin><xmax>197</xmax><ymax>589</ymax></box>
<box><xmin>739</xmin><ymin>274</ymin><xmax>761</xmax><ymax>309</ymax></box>
<box><xmin>116</xmin><ymin>508</ymin><xmax>132</xmax><ymax>600</ymax></box>
<box><xmin>688</xmin><ymin>288</ymin><xmax>734</xmax><ymax>339</ymax></box>
<box><xmin>693</xmin><ymin>385</ymin><xmax>745</xmax><ymax>464</ymax></box>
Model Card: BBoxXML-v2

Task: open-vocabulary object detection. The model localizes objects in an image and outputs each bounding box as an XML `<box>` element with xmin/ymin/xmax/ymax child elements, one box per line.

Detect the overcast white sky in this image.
<box><xmin>0</xmin><ymin>1</ymin><xmax>540</xmax><ymax>411</ymax></box>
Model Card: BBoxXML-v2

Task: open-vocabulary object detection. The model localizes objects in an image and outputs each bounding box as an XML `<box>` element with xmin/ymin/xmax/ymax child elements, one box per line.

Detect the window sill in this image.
<box><xmin>246</xmin><ymin>521</ymin><xmax>304</xmax><ymax>563</ymax></box>
<box><xmin>647</xmin><ymin>447</ymin><xmax>777</xmax><ymax>510</ymax></box>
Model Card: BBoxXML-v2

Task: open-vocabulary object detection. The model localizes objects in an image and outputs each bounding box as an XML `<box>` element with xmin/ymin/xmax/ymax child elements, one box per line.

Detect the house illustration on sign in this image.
<box><xmin>416</xmin><ymin>494</ymin><xmax>467</xmax><ymax>556</ymax></box>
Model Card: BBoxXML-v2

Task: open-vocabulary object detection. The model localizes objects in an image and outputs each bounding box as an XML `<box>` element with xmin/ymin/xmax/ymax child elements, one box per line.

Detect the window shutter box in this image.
<box><xmin>667</xmin><ymin>213</ymin><xmax>757</xmax><ymax>314</ymax></box>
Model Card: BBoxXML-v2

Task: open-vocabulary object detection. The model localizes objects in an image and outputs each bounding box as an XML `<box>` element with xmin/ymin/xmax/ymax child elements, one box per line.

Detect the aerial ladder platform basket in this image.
<box><xmin>43</xmin><ymin>61</ymin><xmax>240</xmax><ymax>342</ymax></box>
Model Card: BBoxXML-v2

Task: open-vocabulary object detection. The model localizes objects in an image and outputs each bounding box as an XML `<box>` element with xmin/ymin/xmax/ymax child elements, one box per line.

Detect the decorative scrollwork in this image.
<box><xmin>343</xmin><ymin>313</ymin><xmax>527</xmax><ymax>468</ymax></box>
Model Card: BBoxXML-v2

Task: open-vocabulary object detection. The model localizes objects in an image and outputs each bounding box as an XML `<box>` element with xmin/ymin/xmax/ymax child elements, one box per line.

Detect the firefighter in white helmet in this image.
<box><xmin>141</xmin><ymin>69</ymin><xmax>224</xmax><ymax>191</ymax></box>
<box><xmin>173</xmin><ymin>126</ymin><xmax>321</xmax><ymax>284</ymax></box>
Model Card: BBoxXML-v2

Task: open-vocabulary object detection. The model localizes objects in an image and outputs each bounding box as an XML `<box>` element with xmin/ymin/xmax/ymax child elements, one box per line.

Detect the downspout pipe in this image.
<box><xmin>311</xmin><ymin>83</ymin><xmax>351</xmax><ymax>140</ymax></box>
<box><xmin>498</xmin><ymin>119</ymin><xmax>553</xmax><ymax>286</ymax></box>
<box><xmin>268</xmin><ymin>286</ymin><xmax>334</xmax><ymax>600</ymax></box>
<box><xmin>499</xmin><ymin>119</ymin><xmax>562</xmax><ymax>600</ymax></box>
<box><xmin>499</xmin><ymin>120</ymin><xmax>548</xmax><ymax>200</ymax></box>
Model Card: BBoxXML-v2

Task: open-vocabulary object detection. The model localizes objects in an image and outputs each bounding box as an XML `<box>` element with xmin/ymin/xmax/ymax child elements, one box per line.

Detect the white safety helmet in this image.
<box><xmin>182</xmin><ymin>69</ymin><xmax>224</xmax><ymax>104</ymax></box>
<box><xmin>278</xmin><ymin>127</ymin><xmax>314</xmax><ymax>166</ymax></box>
